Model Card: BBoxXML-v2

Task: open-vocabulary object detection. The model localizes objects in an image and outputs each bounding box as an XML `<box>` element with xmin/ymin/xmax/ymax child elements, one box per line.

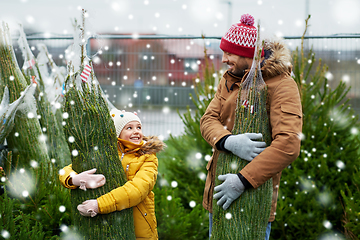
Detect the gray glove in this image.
<box><xmin>224</xmin><ymin>133</ymin><xmax>266</xmax><ymax>161</ymax></box>
<box><xmin>213</xmin><ymin>174</ymin><xmax>245</xmax><ymax>210</ymax></box>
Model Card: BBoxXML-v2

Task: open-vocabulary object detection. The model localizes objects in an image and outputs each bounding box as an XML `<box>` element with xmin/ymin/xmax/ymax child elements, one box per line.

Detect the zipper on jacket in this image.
<box><xmin>125</xmin><ymin>164</ymin><xmax>130</xmax><ymax>179</ymax></box>
<box><xmin>118</xmin><ymin>146</ymin><xmax>138</xmax><ymax>178</ymax></box>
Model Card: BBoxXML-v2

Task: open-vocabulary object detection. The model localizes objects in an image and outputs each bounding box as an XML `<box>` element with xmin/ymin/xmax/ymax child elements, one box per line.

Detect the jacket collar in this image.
<box><xmin>223</xmin><ymin>71</ymin><xmax>244</xmax><ymax>92</ymax></box>
<box><xmin>117</xmin><ymin>138</ymin><xmax>144</xmax><ymax>154</ymax></box>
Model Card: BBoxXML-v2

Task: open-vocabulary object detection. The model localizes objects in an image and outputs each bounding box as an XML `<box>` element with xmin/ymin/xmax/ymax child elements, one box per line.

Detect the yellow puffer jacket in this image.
<box><xmin>59</xmin><ymin>136</ymin><xmax>165</xmax><ymax>240</ymax></box>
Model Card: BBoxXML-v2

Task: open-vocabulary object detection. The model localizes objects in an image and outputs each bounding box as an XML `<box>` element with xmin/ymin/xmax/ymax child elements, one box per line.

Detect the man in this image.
<box><xmin>200</xmin><ymin>14</ymin><xmax>302</xmax><ymax>239</ymax></box>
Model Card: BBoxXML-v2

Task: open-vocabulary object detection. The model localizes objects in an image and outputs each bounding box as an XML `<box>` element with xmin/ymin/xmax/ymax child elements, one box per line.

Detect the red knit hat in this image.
<box><xmin>220</xmin><ymin>14</ymin><xmax>264</xmax><ymax>58</ymax></box>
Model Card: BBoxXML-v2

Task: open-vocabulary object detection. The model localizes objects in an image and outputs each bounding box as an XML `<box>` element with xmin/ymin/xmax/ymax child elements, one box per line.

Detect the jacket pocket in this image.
<box><xmin>136</xmin><ymin>203</ymin><xmax>156</xmax><ymax>233</ymax></box>
<box><xmin>277</xmin><ymin>103</ymin><xmax>303</xmax><ymax>136</ymax></box>
<box><xmin>280</xmin><ymin>103</ymin><xmax>302</xmax><ymax>118</ymax></box>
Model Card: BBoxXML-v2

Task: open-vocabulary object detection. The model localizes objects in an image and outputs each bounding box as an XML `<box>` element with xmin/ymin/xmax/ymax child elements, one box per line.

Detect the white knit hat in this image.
<box><xmin>110</xmin><ymin>108</ymin><xmax>141</xmax><ymax>137</ymax></box>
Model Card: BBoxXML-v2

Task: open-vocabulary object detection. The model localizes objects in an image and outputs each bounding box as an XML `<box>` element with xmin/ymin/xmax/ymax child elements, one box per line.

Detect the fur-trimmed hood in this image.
<box><xmin>221</xmin><ymin>39</ymin><xmax>292</xmax><ymax>91</ymax></box>
<box><xmin>139</xmin><ymin>135</ymin><xmax>166</xmax><ymax>155</ymax></box>
<box><xmin>118</xmin><ymin>135</ymin><xmax>166</xmax><ymax>157</ymax></box>
<box><xmin>261</xmin><ymin>39</ymin><xmax>292</xmax><ymax>79</ymax></box>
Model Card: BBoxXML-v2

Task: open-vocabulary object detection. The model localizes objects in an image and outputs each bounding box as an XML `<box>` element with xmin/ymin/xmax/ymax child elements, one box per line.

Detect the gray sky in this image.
<box><xmin>1</xmin><ymin>0</ymin><xmax>360</xmax><ymax>38</ymax></box>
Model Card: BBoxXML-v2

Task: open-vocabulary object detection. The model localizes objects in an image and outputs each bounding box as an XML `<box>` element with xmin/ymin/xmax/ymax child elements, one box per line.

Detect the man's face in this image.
<box><xmin>222</xmin><ymin>51</ymin><xmax>251</xmax><ymax>77</ymax></box>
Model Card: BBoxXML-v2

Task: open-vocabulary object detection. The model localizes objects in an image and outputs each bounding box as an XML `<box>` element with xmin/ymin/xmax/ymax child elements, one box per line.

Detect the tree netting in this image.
<box><xmin>0</xmin><ymin>22</ymin><xmax>50</xmax><ymax>170</ymax></box>
<box><xmin>62</xmin><ymin>10</ymin><xmax>136</xmax><ymax>239</ymax></box>
<box><xmin>211</xmin><ymin>27</ymin><xmax>273</xmax><ymax>240</ymax></box>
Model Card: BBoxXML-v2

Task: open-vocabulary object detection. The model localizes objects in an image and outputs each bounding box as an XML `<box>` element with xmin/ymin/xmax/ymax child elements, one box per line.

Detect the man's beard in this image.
<box><xmin>230</xmin><ymin>66</ymin><xmax>247</xmax><ymax>79</ymax></box>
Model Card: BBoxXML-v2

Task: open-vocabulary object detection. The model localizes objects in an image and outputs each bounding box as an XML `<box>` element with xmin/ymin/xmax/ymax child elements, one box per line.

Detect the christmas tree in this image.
<box><xmin>17</xmin><ymin>23</ymin><xmax>71</xmax><ymax>168</ymax></box>
<box><xmin>154</xmin><ymin>44</ymin><xmax>217</xmax><ymax>239</ymax></box>
<box><xmin>61</xmin><ymin>9</ymin><xmax>135</xmax><ymax>239</ymax></box>
<box><xmin>0</xmin><ymin>22</ymin><xmax>49</xmax><ymax>169</ymax></box>
<box><xmin>270</xmin><ymin>16</ymin><xmax>360</xmax><ymax>239</ymax></box>
<box><xmin>211</xmin><ymin>26</ymin><xmax>272</xmax><ymax>240</ymax></box>
<box><xmin>341</xmin><ymin>168</ymin><xmax>360</xmax><ymax>239</ymax></box>
<box><xmin>0</xmin><ymin>22</ymin><xmax>73</xmax><ymax>239</ymax></box>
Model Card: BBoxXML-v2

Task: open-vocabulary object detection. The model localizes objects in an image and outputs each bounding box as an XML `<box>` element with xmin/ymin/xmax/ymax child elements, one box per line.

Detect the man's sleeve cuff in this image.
<box><xmin>237</xmin><ymin>173</ymin><xmax>253</xmax><ymax>189</ymax></box>
<box><xmin>215</xmin><ymin>134</ymin><xmax>231</xmax><ymax>151</ymax></box>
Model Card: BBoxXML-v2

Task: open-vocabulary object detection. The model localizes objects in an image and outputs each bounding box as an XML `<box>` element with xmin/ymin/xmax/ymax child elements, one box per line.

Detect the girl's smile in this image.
<box><xmin>119</xmin><ymin>121</ymin><xmax>143</xmax><ymax>144</ymax></box>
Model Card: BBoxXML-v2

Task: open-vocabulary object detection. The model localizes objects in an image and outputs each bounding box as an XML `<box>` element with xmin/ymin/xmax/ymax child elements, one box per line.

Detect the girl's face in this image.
<box><xmin>119</xmin><ymin>121</ymin><xmax>143</xmax><ymax>144</ymax></box>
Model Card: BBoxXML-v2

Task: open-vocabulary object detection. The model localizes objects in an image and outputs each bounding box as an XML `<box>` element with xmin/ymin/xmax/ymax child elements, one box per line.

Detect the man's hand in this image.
<box><xmin>213</xmin><ymin>174</ymin><xmax>245</xmax><ymax>210</ymax></box>
<box><xmin>70</xmin><ymin>168</ymin><xmax>106</xmax><ymax>191</ymax></box>
<box><xmin>77</xmin><ymin>199</ymin><xmax>99</xmax><ymax>217</ymax></box>
<box><xmin>224</xmin><ymin>133</ymin><xmax>266</xmax><ymax>161</ymax></box>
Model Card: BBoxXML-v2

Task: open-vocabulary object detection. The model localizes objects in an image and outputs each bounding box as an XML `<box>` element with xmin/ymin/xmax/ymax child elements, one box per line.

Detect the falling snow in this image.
<box><xmin>59</xmin><ymin>206</ymin><xmax>66</xmax><ymax>213</ymax></box>
<box><xmin>1</xmin><ymin>230</ymin><xmax>10</xmax><ymax>239</ymax></box>
<box><xmin>323</xmin><ymin>220</ymin><xmax>333</xmax><ymax>229</ymax></box>
<box><xmin>0</xmin><ymin>3</ymin><xmax>359</xmax><ymax>239</ymax></box>
<box><xmin>171</xmin><ymin>181</ymin><xmax>178</xmax><ymax>188</ymax></box>
<box><xmin>72</xmin><ymin>149</ymin><xmax>79</xmax><ymax>156</ymax></box>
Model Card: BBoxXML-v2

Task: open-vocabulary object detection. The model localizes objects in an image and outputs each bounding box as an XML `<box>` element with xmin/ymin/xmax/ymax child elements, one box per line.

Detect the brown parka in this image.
<box><xmin>200</xmin><ymin>40</ymin><xmax>303</xmax><ymax>222</ymax></box>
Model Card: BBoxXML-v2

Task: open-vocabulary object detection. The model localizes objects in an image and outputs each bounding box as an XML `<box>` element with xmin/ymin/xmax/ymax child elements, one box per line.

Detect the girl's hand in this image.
<box><xmin>70</xmin><ymin>168</ymin><xmax>106</xmax><ymax>191</ymax></box>
<box><xmin>77</xmin><ymin>199</ymin><xmax>99</xmax><ymax>217</ymax></box>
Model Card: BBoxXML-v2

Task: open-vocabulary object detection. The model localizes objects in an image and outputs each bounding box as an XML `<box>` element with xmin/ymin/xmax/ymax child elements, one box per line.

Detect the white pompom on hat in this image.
<box><xmin>110</xmin><ymin>108</ymin><xmax>142</xmax><ymax>137</ymax></box>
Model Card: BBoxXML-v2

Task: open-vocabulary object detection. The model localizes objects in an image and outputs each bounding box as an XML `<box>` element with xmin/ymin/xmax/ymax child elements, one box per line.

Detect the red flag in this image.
<box><xmin>80</xmin><ymin>64</ymin><xmax>92</xmax><ymax>82</ymax></box>
<box><xmin>242</xmin><ymin>100</ymin><xmax>249</xmax><ymax>108</ymax></box>
<box><xmin>24</xmin><ymin>58</ymin><xmax>35</xmax><ymax>69</ymax></box>
<box><xmin>250</xmin><ymin>105</ymin><xmax>254</xmax><ymax>114</ymax></box>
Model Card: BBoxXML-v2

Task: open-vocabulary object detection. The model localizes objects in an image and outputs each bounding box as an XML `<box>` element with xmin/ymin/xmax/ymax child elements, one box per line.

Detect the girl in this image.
<box><xmin>59</xmin><ymin>109</ymin><xmax>166</xmax><ymax>240</ymax></box>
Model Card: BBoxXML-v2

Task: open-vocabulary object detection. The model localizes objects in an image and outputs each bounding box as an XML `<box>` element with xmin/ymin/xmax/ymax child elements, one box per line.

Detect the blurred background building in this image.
<box><xmin>2</xmin><ymin>0</ymin><xmax>360</xmax><ymax>138</ymax></box>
